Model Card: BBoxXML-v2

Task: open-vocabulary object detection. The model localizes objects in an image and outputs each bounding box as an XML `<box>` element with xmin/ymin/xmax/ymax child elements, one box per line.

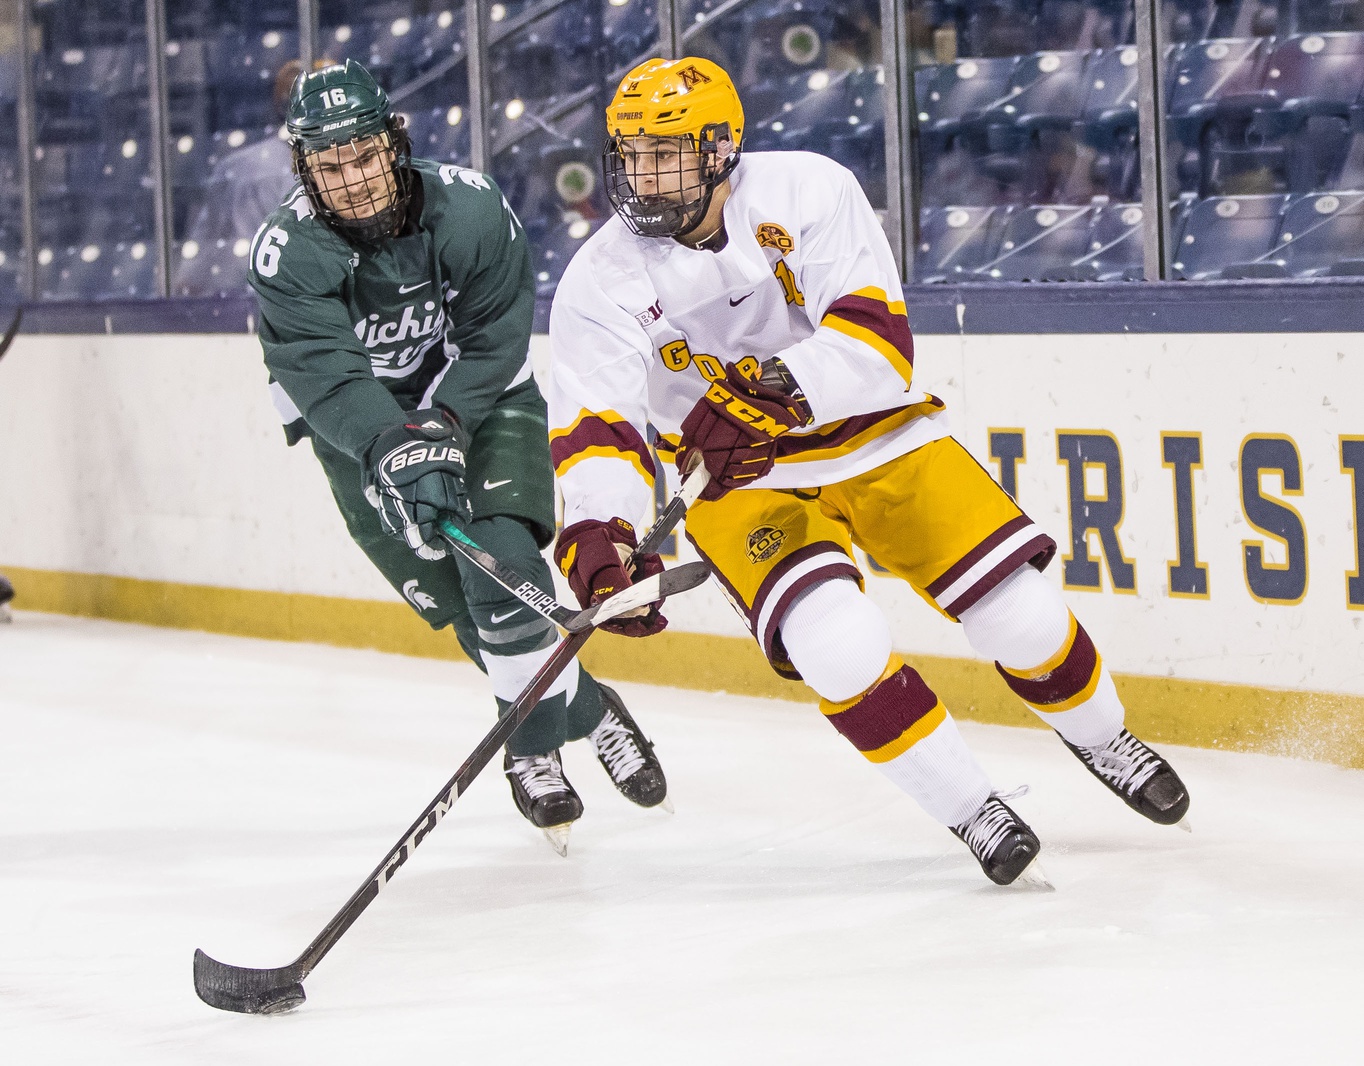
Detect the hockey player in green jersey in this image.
<box><xmin>248</xmin><ymin>59</ymin><xmax>668</xmax><ymax>853</ymax></box>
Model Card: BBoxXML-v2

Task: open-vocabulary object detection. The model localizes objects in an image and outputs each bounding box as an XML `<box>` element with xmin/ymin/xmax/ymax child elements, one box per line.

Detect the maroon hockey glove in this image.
<box><xmin>675</xmin><ymin>361</ymin><xmax>813</xmax><ymax>501</ymax></box>
<box><xmin>555</xmin><ymin>517</ymin><xmax>668</xmax><ymax>637</ymax></box>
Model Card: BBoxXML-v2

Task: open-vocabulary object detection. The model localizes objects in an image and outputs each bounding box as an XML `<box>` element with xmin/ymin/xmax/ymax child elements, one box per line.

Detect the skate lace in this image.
<box><xmin>957</xmin><ymin>798</ymin><xmax>1019</xmax><ymax>863</ymax></box>
<box><xmin>1082</xmin><ymin>731</ymin><xmax>1161</xmax><ymax>796</ymax></box>
<box><xmin>510</xmin><ymin>753</ymin><xmax>568</xmax><ymax>801</ymax></box>
<box><xmin>589</xmin><ymin>709</ymin><xmax>646</xmax><ymax>783</ymax></box>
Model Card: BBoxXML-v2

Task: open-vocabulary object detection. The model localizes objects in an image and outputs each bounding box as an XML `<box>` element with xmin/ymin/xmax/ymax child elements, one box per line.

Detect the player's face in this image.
<box><xmin>619</xmin><ymin>136</ymin><xmax>704</xmax><ymax>204</ymax></box>
<box><xmin>305</xmin><ymin>134</ymin><xmax>397</xmax><ymax>219</ymax></box>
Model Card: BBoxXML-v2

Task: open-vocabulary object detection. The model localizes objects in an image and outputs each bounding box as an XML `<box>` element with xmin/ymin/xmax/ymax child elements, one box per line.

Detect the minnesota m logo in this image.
<box><xmin>677</xmin><ymin>65</ymin><xmax>712</xmax><ymax>90</ymax></box>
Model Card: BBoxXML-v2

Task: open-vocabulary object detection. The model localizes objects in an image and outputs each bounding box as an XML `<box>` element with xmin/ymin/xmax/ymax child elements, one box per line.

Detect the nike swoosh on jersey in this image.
<box><xmin>489</xmin><ymin>607</ymin><xmax>522</xmax><ymax>624</ymax></box>
<box><xmin>398</xmin><ymin>281</ymin><xmax>431</xmax><ymax>293</ymax></box>
<box><xmin>483</xmin><ymin>478</ymin><xmax>513</xmax><ymax>490</ymax></box>
<box><xmin>729</xmin><ymin>292</ymin><xmax>755</xmax><ymax>306</ymax></box>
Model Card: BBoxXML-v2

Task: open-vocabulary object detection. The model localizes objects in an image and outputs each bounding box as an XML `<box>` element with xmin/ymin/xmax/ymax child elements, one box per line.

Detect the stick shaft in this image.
<box><xmin>287</xmin><ymin>467</ymin><xmax>706</xmax><ymax>976</ymax></box>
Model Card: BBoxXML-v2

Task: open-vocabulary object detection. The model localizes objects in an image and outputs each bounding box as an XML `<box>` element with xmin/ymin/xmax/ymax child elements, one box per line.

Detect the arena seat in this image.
<box><xmin>1293</xmin><ymin>0</ymin><xmax>1364</xmax><ymax>32</ymax></box>
<box><xmin>1076</xmin><ymin>199</ymin><xmax>1146</xmax><ymax>279</ymax></box>
<box><xmin>533</xmin><ymin>216</ymin><xmax>604</xmax><ymax>302</ymax></box>
<box><xmin>1263</xmin><ymin>189</ymin><xmax>1364</xmax><ymax>273</ymax></box>
<box><xmin>1167</xmin><ymin>37</ymin><xmax>1270</xmax><ymax>139</ymax></box>
<box><xmin>916</xmin><ymin>205</ymin><xmax>1006</xmax><ymax>281</ymax></box>
<box><xmin>1171</xmin><ymin>192</ymin><xmax>1289</xmax><ymax>277</ymax></box>
<box><xmin>38</xmin><ymin>240</ymin><xmax>156</xmax><ymax>300</ymax></box>
<box><xmin>917</xmin><ymin>56</ymin><xmax>1020</xmax><ymax>146</ymax></box>
<box><xmin>172</xmin><ymin>237</ymin><xmax>252</xmax><ymax>297</ymax></box>
<box><xmin>602</xmin><ymin>0</ymin><xmax>660</xmax><ymax>72</ymax></box>
<box><xmin>974</xmin><ymin>203</ymin><xmax>1096</xmax><ymax>280</ymax></box>
<box><xmin>404</xmin><ymin>105</ymin><xmax>473</xmax><ymax>165</ymax></box>
<box><xmin>206</xmin><ymin>28</ymin><xmax>299</xmax><ymax>132</ymax></box>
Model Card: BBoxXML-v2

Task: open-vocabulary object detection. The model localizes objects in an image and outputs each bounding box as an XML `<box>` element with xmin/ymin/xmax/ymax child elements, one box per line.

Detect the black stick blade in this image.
<box><xmin>193</xmin><ymin>948</ymin><xmax>307</xmax><ymax>1015</ymax></box>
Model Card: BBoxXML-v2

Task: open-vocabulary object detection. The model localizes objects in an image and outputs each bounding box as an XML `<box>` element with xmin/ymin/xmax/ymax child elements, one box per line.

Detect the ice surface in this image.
<box><xmin>2</xmin><ymin>614</ymin><xmax>1362</xmax><ymax>1064</ymax></box>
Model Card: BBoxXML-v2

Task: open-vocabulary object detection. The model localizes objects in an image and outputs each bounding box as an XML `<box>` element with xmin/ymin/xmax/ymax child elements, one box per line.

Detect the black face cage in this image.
<box><xmin>294</xmin><ymin>117</ymin><xmax>414</xmax><ymax>246</ymax></box>
<box><xmin>602</xmin><ymin>124</ymin><xmax>739</xmax><ymax>239</ymax></box>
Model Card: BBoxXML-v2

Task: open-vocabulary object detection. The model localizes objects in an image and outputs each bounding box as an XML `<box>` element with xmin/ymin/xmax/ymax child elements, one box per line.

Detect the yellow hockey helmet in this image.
<box><xmin>602</xmin><ymin>57</ymin><xmax>745</xmax><ymax>238</ymax></box>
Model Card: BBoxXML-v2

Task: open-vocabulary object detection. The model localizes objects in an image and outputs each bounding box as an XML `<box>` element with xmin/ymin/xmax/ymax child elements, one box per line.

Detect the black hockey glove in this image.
<box><xmin>363</xmin><ymin>407</ymin><xmax>472</xmax><ymax>561</ymax></box>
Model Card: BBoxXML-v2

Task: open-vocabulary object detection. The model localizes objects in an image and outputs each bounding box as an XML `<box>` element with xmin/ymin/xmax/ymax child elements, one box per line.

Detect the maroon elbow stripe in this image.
<box><xmin>824</xmin><ymin>293</ymin><xmax>916</xmax><ymax>367</ymax></box>
<box><xmin>996</xmin><ymin>622</ymin><xmax>1099</xmax><ymax>706</ymax></box>
<box><xmin>825</xmin><ymin>665</ymin><xmax>940</xmax><ymax>752</ymax></box>
<box><xmin>550</xmin><ymin>415</ymin><xmax>656</xmax><ymax>481</ymax></box>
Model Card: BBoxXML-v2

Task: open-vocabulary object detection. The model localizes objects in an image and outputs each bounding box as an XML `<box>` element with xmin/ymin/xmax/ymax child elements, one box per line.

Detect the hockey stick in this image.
<box><xmin>0</xmin><ymin>308</ymin><xmax>21</xmax><ymax>361</ymax></box>
<box><xmin>437</xmin><ymin>519</ymin><xmax>709</xmax><ymax>632</ymax></box>
<box><xmin>193</xmin><ymin>466</ymin><xmax>711</xmax><ymax>1015</ymax></box>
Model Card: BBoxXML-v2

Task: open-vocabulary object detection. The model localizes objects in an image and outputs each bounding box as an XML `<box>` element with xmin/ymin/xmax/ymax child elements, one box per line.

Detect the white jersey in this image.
<box><xmin>548</xmin><ymin>150</ymin><xmax>950</xmax><ymax>528</ymax></box>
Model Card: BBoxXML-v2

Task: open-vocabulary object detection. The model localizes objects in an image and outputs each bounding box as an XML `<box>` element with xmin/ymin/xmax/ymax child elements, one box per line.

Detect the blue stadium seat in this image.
<box><xmin>164</xmin><ymin>37</ymin><xmax>212</xmax><ymax>139</ymax></box>
<box><xmin>917</xmin><ymin>56</ymin><xmax>1020</xmax><ymax>146</ymax></box>
<box><xmin>207</xmin><ymin>28</ymin><xmax>299</xmax><ymax>132</ymax></box>
<box><xmin>533</xmin><ymin>216</ymin><xmax>604</xmax><ymax>302</ymax></box>
<box><xmin>404</xmin><ymin>105</ymin><xmax>473</xmax><ymax>166</ymax></box>
<box><xmin>973</xmin><ymin>203</ymin><xmax>1096</xmax><ymax>280</ymax></box>
<box><xmin>172</xmin><ymin>237</ymin><xmax>252</xmax><ymax>297</ymax></box>
<box><xmin>38</xmin><ymin>240</ymin><xmax>156</xmax><ymax>300</ymax></box>
<box><xmin>916</xmin><ymin>205</ymin><xmax>1006</xmax><ymax>281</ymax></box>
<box><xmin>35</xmin><ymin>42</ymin><xmax>149</xmax><ymax>142</ymax></box>
<box><xmin>1078</xmin><ymin>46</ymin><xmax>1143</xmax><ymax>199</ymax></box>
<box><xmin>1172</xmin><ymin>192</ymin><xmax>1289</xmax><ymax>277</ymax></box>
<box><xmin>1167</xmin><ymin>37</ymin><xmax>1270</xmax><ymax>137</ymax></box>
<box><xmin>1263</xmin><ymin>189</ymin><xmax>1364</xmax><ymax>273</ymax></box>
<box><xmin>955</xmin><ymin>0</ymin><xmax>1044</xmax><ymax>59</ymax></box>
<box><xmin>602</xmin><ymin>0</ymin><xmax>659</xmax><ymax>71</ymax></box>
<box><xmin>1293</xmin><ymin>0</ymin><xmax>1364</xmax><ymax>33</ymax></box>
<box><xmin>1076</xmin><ymin>200</ymin><xmax>1146</xmax><ymax>279</ymax></box>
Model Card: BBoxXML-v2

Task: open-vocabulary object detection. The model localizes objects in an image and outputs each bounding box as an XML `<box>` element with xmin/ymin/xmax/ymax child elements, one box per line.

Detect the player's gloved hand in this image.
<box><xmin>675</xmin><ymin>360</ymin><xmax>813</xmax><ymax>501</ymax></box>
<box><xmin>555</xmin><ymin>517</ymin><xmax>668</xmax><ymax>637</ymax></box>
<box><xmin>363</xmin><ymin>406</ymin><xmax>472</xmax><ymax>561</ymax></box>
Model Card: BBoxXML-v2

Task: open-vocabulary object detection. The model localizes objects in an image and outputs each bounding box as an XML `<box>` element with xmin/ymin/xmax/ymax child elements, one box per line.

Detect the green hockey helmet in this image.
<box><xmin>286</xmin><ymin>59</ymin><xmax>413</xmax><ymax>244</ymax></box>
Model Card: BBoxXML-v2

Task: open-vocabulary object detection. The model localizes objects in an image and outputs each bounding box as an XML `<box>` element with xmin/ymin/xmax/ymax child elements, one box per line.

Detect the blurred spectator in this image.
<box><xmin>188</xmin><ymin>58</ymin><xmax>334</xmax><ymax>242</ymax></box>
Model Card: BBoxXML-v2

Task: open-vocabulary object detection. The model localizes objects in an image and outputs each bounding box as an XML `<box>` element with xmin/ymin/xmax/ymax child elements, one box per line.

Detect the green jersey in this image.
<box><xmin>249</xmin><ymin>158</ymin><xmax>534</xmax><ymax>460</ymax></box>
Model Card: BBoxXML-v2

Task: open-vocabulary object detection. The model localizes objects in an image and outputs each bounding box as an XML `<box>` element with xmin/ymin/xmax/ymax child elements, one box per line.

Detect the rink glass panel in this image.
<box><xmin>7</xmin><ymin>0</ymin><xmax>1364</xmax><ymax>302</ymax></box>
<box><xmin>905</xmin><ymin>1</ymin><xmax>1147</xmax><ymax>283</ymax></box>
<box><xmin>478</xmin><ymin>1</ymin><xmax>660</xmax><ymax>298</ymax></box>
<box><xmin>2</xmin><ymin>3</ymin><xmax>23</xmax><ymax>299</ymax></box>
<box><xmin>681</xmin><ymin>0</ymin><xmax>887</xmax><ymax>211</ymax></box>
<box><xmin>29</xmin><ymin>0</ymin><xmax>159</xmax><ymax>299</ymax></box>
<box><xmin>1159</xmin><ymin>0</ymin><xmax>1364</xmax><ymax>280</ymax></box>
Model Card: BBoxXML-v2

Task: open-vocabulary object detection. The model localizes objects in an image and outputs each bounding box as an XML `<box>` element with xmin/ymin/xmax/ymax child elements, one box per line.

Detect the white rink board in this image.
<box><xmin>0</xmin><ymin>329</ymin><xmax>1360</xmax><ymax>696</ymax></box>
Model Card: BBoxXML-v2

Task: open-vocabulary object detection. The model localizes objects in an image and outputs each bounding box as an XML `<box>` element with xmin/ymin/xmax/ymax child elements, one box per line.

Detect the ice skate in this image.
<box><xmin>953</xmin><ymin>796</ymin><xmax>1051</xmax><ymax>888</ymax></box>
<box><xmin>504</xmin><ymin>749</ymin><xmax>583</xmax><ymax>856</ymax></box>
<box><xmin>589</xmin><ymin>685</ymin><xmax>671</xmax><ymax>811</ymax></box>
<box><xmin>0</xmin><ymin>573</ymin><xmax>13</xmax><ymax>623</ymax></box>
<box><xmin>1062</xmin><ymin>729</ymin><xmax>1190</xmax><ymax>827</ymax></box>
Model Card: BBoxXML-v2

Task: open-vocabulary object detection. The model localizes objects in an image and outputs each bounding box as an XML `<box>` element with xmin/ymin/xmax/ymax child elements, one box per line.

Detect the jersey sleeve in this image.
<box><xmin>547</xmin><ymin>255</ymin><xmax>658</xmax><ymax>531</ymax></box>
<box><xmin>249</xmin><ymin>214</ymin><xmax>405</xmax><ymax>461</ymax></box>
<box><xmin>428</xmin><ymin>172</ymin><xmax>536</xmax><ymax>437</ymax></box>
<box><xmin>770</xmin><ymin>163</ymin><xmax>919</xmax><ymax>426</ymax></box>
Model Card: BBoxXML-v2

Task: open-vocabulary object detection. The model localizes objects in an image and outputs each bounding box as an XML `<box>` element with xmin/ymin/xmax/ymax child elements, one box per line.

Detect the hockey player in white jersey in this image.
<box><xmin>547</xmin><ymin>57</ymin><xmax>1190</xmax><ymax>886</ymax></box>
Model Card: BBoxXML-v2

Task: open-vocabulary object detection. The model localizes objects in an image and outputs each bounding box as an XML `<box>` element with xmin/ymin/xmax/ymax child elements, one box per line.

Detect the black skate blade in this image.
<box><xmin>193</xmin><ymin>948</ymin><xmax>306</xmax><ymax>1015</ymax></box>
<box><xmin>542</xmin><ymin>823</ymin><xmax>572</xmax><ymax>857</ymax></box>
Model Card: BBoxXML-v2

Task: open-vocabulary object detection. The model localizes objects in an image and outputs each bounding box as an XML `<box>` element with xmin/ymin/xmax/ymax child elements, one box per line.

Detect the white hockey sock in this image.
<box><xmin>779</xmin><ymin>581</ymin><xmax>991</xmax><ymax>827</ymax></box>
<box><xmin>483</xmin><ymin>642</ymin><xmax>581</xmax><ymax>705</ymax></box>
<box><xmin>959</xmin><ymin>564</ymin><xmax>1124</xmax><ymax>749</ymax></box>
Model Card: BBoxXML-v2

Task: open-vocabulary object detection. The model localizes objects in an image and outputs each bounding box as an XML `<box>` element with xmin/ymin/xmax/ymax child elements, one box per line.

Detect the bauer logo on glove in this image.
<box><xmin>364</xmin><ymin>406</ymin><xmax>472</xmax><ymax>560</ymax></box>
